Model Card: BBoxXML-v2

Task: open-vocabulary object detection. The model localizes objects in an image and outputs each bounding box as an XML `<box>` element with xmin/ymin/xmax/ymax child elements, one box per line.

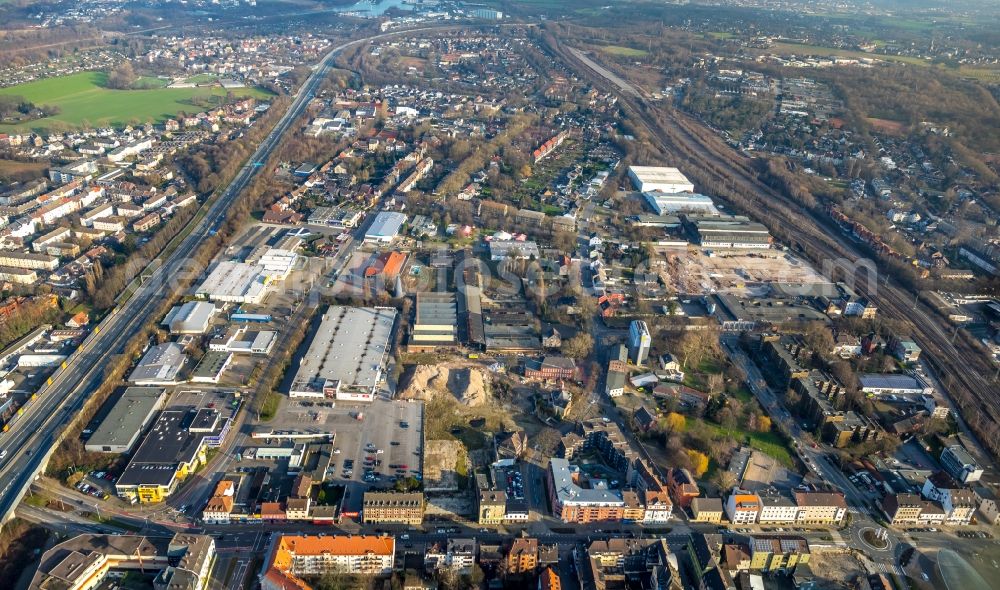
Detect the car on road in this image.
<box><xmin>0</xmin><ymin>449</ymin><xmax>6</xmax><ymax>459</ymax></box>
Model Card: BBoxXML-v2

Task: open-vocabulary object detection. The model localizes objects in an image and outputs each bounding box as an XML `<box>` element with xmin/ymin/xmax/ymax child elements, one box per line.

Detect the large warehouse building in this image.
<box><xmin>289</xmin><ymin>306</ymin><xmax>397</xmax><ymax>402</ymax></box>
<box><xmin>643</xmin><ymin>191</ymin><xmax>720</xmax><ymax>216</ymax></box>
<box><xmin>692</xmin><ymin>218</ymin><xmax>772</xmax><ymax>249</ymax></box>
<box><xmin>162</xmin><ymin>301</ymin><xmax>218</xmax><ymax>334</ymax></box>
<box><xmin>195</xmin><ymin>261</ymin><xmax>270</xmax><ymax>304</ymax></box>
<box><xmin>115</xmin><ymin>409</ymin><xmax>222</xmax><ymax>503</ymax></box>
<box><xmin>363</xmin><ymin>212</ymin><xmax>407</xmax><ymax>244</ymax></box>
<box><xmin>628</xmin><ymin>166</ymin><xmax>695</xmax><ymax>193</ymax></box>
<box><xmin>127</xmin><ymin>343</ymin><xmax>188</xmax><ymax>386</ymax></box>
<box><xmin>85</xmin><ymin>387</ymin><xmax>167</xmax><ymax>453</ymax></box>
<box><xmin>411</xmin><ymin>292</ymin><xmax>458</xmax><ymax>347</ymax></box>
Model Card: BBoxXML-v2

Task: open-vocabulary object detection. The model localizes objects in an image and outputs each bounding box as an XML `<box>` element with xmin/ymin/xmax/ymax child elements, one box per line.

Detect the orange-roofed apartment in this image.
<box><xmin>725</xmin><ymin>490</ymin><xmax>762</xmax><ymax>524</ymax></box>
<box><xmin>261</xmin><ymin>535</ymin><xmax>395</xmax><ymax>590</ymax></box>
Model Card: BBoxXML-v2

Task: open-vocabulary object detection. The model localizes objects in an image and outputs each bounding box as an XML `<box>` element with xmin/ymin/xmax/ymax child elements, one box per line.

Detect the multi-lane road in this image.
<box><xmin>0</xmin><ymin>31</ymin><xmax>371</xmax><ymax>527</ymax></box>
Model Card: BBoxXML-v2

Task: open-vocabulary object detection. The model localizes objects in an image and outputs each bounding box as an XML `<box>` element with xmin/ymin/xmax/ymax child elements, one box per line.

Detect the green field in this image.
<box><xmin>702</xmin><ymin>422</ymin><xmax>797</xmax><ymax>469</ymax></box>
<box><xmin>131</xmin><ymin>76</ymin><xmax>169</xmax><ymax>89</ymax></box>
<box><xmin>770</xmin><ymin>42</ymin><xmax>1000</xmax><ymax>81</ymax></box>
<box><xmin>601</xmin><ymin>44</ymin><xmax>649</xmax><ymax>57</ymax></box>
<box><xmin>771</xmin><ymin>42</ymin><xmax>932</xmax><ymax>67</ymax></box>
<box><xmin>0</xmin><ymin>71</ymin><xmax>271</xmax><ymax>131</ymax></box>
<box><xmin>183</xmin><ymin>73</ymin><xmax>221</xmax><ymax>84</ymax></box>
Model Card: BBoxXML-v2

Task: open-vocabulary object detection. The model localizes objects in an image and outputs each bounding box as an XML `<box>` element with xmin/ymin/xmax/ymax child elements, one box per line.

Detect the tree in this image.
<box><xmin>659</xmin><ymin>412</ymin><xmax>686</xmax><ymax>433</ymax></box>
<box><xmin>802</xmin><ymin>324</ymin><xmax>835</xmax><ymax>357</ymax></box>
<box><xmin>106</xmin><ymin>61</ymin><xmax>137</xmax><ymax>89</ymax></box>
<box><xmin>715</xmin><ymin>469</ymin><xmax>737</xmax><ymax>493</ymax></box>
<box><xmin>716</xmin><ymin>407</ymin><xmax>738</xmax><ymax>430</ymax></box>
<box><xmin>554</xmin><ymin>230</ymin><xmax>577</xmax><ymax>253</ymax></box>
<box><xmin>687</xmin><ymin>449</ymin><xmax>710</xmax><ymax>477</ymax></box>
<box><xmin>678</xmin><ymin>329</ymin><xmax>720</xmax><ymax>368</ymax></box>
<box><xmin>561</xmin><ymin>333</ymin><xmax>594</xmax><ymax>360</ymax></box>
<box><xmin>757</xmin><ymin>416</ymin><xmax>772</xmax><ymax>433</ymax></box>
<box><xmin>706</xmin><ymin>373</ymin><xmax>724</xmax><ymax>395</ymax></box>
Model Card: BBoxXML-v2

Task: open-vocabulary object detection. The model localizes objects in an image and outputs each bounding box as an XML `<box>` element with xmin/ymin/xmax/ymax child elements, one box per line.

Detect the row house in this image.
<box><xmin>921</xmin><ymin>472</ymin><xmax>977</xmax><ymax>525</ymax></box>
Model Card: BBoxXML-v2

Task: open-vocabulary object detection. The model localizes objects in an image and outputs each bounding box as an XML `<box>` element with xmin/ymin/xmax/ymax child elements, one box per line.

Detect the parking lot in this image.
<box><xmin>250</xmin><ymin>396</ymin><xmax>424</xmax><ymax>486</ymax></box>
<box><xmin>75</xmin><ymin>471</ymin><xmax>114</xmax><ymax>501</ymax></box>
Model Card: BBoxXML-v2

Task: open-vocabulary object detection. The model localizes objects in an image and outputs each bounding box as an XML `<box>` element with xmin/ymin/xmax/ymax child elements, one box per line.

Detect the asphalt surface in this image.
<box><xmin>720</xmin><ymin>336</ymin><xmax>902</xmax><ymax>567</ymax></box>
<box><xmin>0</xmin><ymin>29</ymin><xmax>388</xmax><ymax>527</ymax></box>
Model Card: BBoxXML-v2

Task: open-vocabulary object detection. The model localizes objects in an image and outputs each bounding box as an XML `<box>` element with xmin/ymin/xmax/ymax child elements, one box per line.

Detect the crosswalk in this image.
<box><xmin>871</xmin><ymin>561</ymin><xmax>905</xmax><ymax>577</ymax></box>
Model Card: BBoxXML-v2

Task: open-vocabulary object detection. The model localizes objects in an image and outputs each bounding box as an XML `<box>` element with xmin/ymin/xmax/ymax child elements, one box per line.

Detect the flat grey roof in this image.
<box><xmin>85</xmin><ymin>387</ymin><xmax>165</xmax><ymax>452</ymax></box>
<box><xmin>162</xmin><ymin>301</ymin><xmax>217</xmax><ymax>333</ymax></box>
<box><xmin>415</xmin><ymin>292</ymin><xmax>457</xmax><ymax>325</ymax></box>
<box><xmin>695</xmin><ymin>219</ymin><xmax>771</xmax><ymax>234</ymax></box>
<box><xmin>128</xmin><ymin>343</ymin><xmax>187</xmax><ymax>384</ymax></box>
<box><xmin>489</xmin><ymin>240</ymin><xmax>540</xmax><ymax>259</ymax></box>
<box><xmin>290</xmin><ymin>306</ymin><xmax>397</xmax><ymax>395</ymax></box>
<box><xmin>365</xmin><ymin>211</ymin><xmax>407</xmax><ymax>239</ymax></box>
<box><xmin>549</xmin><ymin>458</ymin><xmax>624</xmax><ymax>506</ymax></box>
<box><xmin>192</xmin><ymin>350</ymin><xmax>231</xmax><ymax>379</ymax></box>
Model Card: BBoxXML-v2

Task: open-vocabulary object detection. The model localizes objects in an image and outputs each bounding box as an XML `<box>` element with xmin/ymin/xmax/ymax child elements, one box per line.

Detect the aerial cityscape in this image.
<box><xmin>0</xmin><ymin>0</ymin><xmax>1000</xmax><ymax>589</ymax></box>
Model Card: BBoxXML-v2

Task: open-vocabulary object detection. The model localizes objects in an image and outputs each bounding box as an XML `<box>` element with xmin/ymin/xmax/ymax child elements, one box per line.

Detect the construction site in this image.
<box><xmin>656</xmin><ymin>247</ymin><xmax>828</xmax><ymax>295</ymax></box>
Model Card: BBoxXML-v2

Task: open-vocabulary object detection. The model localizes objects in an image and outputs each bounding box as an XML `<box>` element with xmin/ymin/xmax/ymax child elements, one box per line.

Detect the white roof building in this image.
<box><xmin>628</xmin><ymin>166</ymin><xmax>695</xmax><ymax>193</ymax></box>
<box><xmin>548</xmin><ymin>458</ymin><xmax>624</xmax><ymax>508</ymax></box>
<box><xmin>364</xmin><ymin>211</ymin><xmax>407</xmax><ymax>243</ymax></box>
<box><xmin>128</xmin><ymin>342</ymin><xmax>187</xmax><ymax>385</ymax></box>
<box><xmin>643</xmin><ymin>191</ymin><xmax>720</xmax><ymax>216</ymax></box>
<box><xmin>195</xmin><ymin>261</ymin><xmax>270</xmax><ymax>304</ymax></box>
<box><xmin>489</xmin><ymin>240</ymin><xmax>540</xmax><ymax>261</ymax></box>
<box><xmin>162</xmin><ymin>301</ymin><xmax>218</xmax><ymax>334</ymax></box>
<box><xmin>258</xmin><ymin>248</ymin><xmax>298</xmax><ymax>280</ymax></box>
<box><xmin>289</xmin><ymin>306</ymin><xmax>396</xmax><ymax>401</ymax></box>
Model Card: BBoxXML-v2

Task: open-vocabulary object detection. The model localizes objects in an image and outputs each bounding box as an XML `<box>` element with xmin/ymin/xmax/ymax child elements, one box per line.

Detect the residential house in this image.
<box><xmin>668</xmin><ymin>468</ymin><xmax>700</xmax><ymax>509</ymax></box>
<box><xmin>691</xmin><ymin>498</ymin><xmax>725</xmax><ymax>523</ymax></box>
<box><xmin>794</xmin><ymin>491</ymin><xmax>847</xmax><ymax>525</ymax></box>
<box><xmin>506</xmin><ymin>537</ymin><xmax>538</xmax><ymax>576</ymax></box>
<box><xmin>883</xmin><ymin>493</ymin><xmax>923</xmax><ymax>525</ymax></box>
<box><xmin>725</xmin><ymin>491</ymin><xmax>761</xmax><ymax>525</ymax></box>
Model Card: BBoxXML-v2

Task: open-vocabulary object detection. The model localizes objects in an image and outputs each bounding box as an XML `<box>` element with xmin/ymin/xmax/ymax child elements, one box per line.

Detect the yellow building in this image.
<box><xmin>794</xmin><ymin>491</ymin><xmax>847</xmax><ymax>525</ymax></box>
<box><xmin>478</xmin><ymin>489</ymin><xmax>507</xmax><ymax>525</ymax></box>
<box><xmin>115</xmin><ymin>409</ymin><xmax>218</xmax><ymax>504</ymax></box>
<box><xmin>362</xmin><ymin>492</ymin><xmax>425</xmax><ymax>525</ymax></box>
<box><xmin>748</xmin><ymin>536</ymin><xmax>810</xmax><ymax>573</ymax></box>
<box><xmin>286</xmin><ymin>497</ymin><xmax>312</xmax><ymax>521</ymax></box>
<box><xmin>691</xmin><ymin>498</ymin><xmax>725</xmax><ymax>523</ymax></box>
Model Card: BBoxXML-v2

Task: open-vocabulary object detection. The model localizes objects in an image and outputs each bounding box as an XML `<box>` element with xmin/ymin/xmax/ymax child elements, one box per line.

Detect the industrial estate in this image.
<box><xmin>1</xmin><ymin>1</ymin><xmax>1000</xmax><ymax>590</ymax></box>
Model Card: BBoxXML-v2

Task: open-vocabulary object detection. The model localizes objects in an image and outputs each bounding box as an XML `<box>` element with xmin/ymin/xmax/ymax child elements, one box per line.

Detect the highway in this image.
<box><xmin>0</xmin><ymin>30</ymin><xmax>387</xmax><ymax>528</ymax></box>
<box><xmin>0</xmin><ymin>22</ymin><xmax>526</xmax><ymax>529</ymax></box>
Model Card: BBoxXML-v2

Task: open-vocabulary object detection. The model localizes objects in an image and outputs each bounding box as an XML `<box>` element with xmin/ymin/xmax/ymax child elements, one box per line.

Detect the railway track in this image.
<box><xmin>550</xmin><ymin>41</ymin><xmax>1000</xmax><ymax>456</ymax></box>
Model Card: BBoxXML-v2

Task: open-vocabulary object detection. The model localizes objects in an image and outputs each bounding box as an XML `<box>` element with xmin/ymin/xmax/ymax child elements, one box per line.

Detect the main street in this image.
<box><xmin>720</xmin><ymin>337</ymin><xmax>902</xmax><ymax>565</ymax></box>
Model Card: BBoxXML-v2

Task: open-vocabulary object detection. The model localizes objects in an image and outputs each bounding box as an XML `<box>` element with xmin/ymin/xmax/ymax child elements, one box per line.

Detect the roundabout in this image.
<box><xmin>860</xmin><ymin>527</ymin><xmax>891</xmax><ymax>551</ymax></box>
